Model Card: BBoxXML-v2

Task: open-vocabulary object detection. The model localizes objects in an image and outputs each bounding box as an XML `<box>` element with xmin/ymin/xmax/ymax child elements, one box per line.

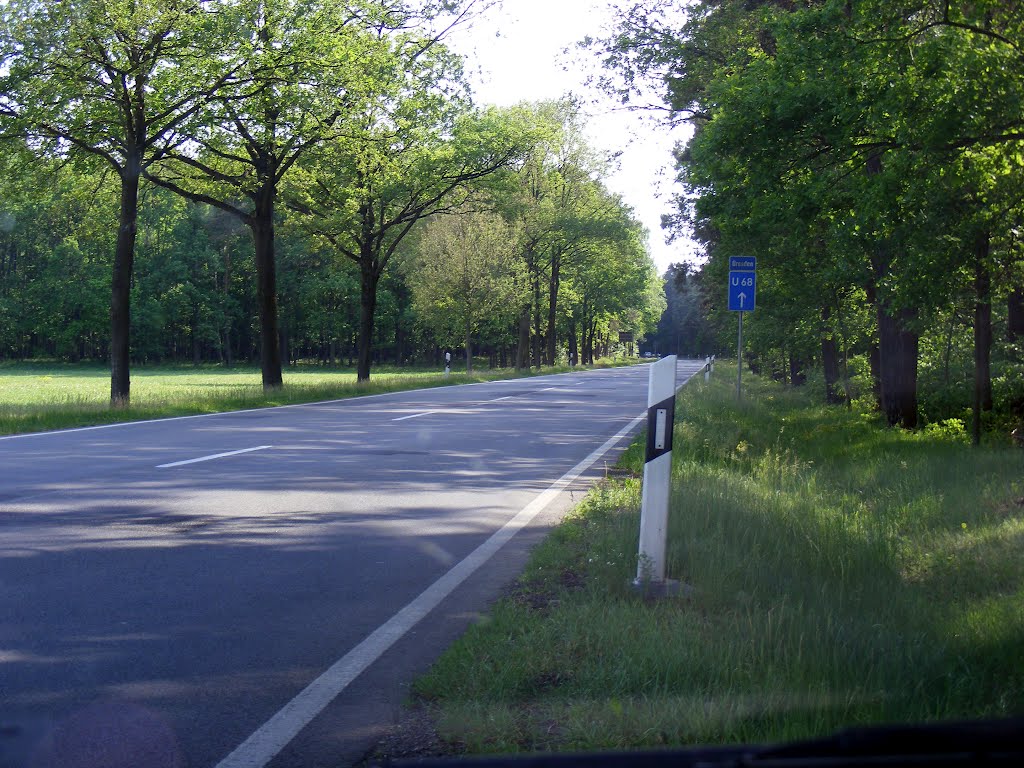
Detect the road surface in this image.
<box><xmin>0</xmin><ymin>360</ymin><xmax>705</xmax><ymax>768</ymax></box>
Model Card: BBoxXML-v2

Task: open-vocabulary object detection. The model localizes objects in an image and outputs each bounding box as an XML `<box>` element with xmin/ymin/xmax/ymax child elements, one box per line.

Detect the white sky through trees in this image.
<box><xmin>445</xmin><ymin>0</ymin><xmax>697</xmax><ymax>274</ymax></box>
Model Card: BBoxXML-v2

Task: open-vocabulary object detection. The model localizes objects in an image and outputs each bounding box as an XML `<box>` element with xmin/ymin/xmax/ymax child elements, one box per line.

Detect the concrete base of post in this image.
<box><xmin>629</xmin><ymin>577</ymin><xmax>694</xmax><ymax>600</ymax></box>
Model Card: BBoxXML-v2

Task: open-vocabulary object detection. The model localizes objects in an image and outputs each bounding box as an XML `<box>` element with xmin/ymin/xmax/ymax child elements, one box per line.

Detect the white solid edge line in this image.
<box><xmin>212</xmin><ymin>411</ymin><xmax>647</xmax><ymax>768</ymax></box>
<box><xmin>157</xmin><ymin>445</ymin><xmax>272</xmax><ymax>469</ymax></box>
<box><xmin>0</xmin><ymin>365</ymin><xmax>649</xmax><ymax>442</ymax></box>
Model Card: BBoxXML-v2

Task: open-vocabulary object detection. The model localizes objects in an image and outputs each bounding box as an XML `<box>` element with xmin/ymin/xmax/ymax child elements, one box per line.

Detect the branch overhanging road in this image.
<box><xmin>0</xmin><ymin>360</ymin><xmax>706</xmax><ymax>768</ymax></box>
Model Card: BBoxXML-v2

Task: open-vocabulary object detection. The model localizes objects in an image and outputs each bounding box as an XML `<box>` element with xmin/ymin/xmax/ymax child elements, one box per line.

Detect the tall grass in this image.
<box><xmin>412</xmin><ymin>363</ymin><xmax>1024</xmax><ymax>754</ymax></box>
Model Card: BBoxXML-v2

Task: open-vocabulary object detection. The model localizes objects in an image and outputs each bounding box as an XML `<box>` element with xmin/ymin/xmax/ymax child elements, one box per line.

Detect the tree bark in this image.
<box><xmin>357</xmin><ymin>260</ymin><xmax>379</xmax><ymax>382</ymax></box>
<box><xmin>1008</xmin><ymin>289</ymin><xmax>1024</xmax><ymax>342</ymax></box>
<box><xmin>821</xmin><ymin>305</ymin><xmax>843</xmax><ymax>405</ymax></box>
<box><xmin>877</xmin><ymin>302</ymin><xmax>919</xmax><ymax>429</ymax></box>
<box><xmin>251</xmin><ymin>203</ymin><xmax>283</xmax><ymax>389</ymax></box>
<box><xmin>789</xmin><ymin>353</ymin><xmax>807</xmax><ymax>387</ymax></box>
<box><xmin>546</xmin><ymin>250</ymin><xmax>561</xmax><ymax>365</ymax></box>
<box><xmin>864</xmin><ymin>169</ymin><xmax>917</xmax><ymax>430</ymax></box>
<box><xmin>973</xmin><ymin>230</ymin><xmax>993</xmax><ymax>445</ymax></box>
<box><xmin>516</xmin><ymin>306</ymin><xmax>530</xmax><ymax>370</ymax></box>
<box><xmin>532</xmin><ymin>267</ymin><xmax>542</xmax><ymax>369</ymax></box>
<box><xmin>110</xmin><ymin>166</ymin><xmax>141</xmax><ymax>406</ymax></box>
<box><xmin>465</xmin><ymin>313</ymin><xmax>473</xmax><ymax>373</ymax></box>
<box><xmin>567</xmin><ymin>315</ymin><xmax>578</xmax><ymax>367</ymax></box>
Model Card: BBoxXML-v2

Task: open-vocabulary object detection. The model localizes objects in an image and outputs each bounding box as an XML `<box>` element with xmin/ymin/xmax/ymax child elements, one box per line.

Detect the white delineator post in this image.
<box><xmin>635</xmin><ymin>354</ymin><xmax>677</xmax><ymax>588</ymax></box>
<box><xmin>704</xmin><ymin>355</ymin><xmax>711</xmax><ymax>383</ymax></box>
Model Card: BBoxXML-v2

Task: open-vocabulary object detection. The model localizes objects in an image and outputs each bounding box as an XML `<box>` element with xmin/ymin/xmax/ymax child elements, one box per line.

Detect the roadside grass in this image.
<box><xmin>411</xmin><ymin>363</ymin><xmax>1024</xmax><ymax>754</ymax></box>
<box><xmin>0</xmin><ymin>359</ymin><xmax>635</xmax><ymax>436</ymax></box>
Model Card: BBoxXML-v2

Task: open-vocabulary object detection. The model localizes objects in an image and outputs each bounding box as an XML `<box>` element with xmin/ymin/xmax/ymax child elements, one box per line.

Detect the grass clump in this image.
<box><xmin>412</xmin><ymin>362</ymin><xmax>1024</xmax><ymax>755</ymax></box>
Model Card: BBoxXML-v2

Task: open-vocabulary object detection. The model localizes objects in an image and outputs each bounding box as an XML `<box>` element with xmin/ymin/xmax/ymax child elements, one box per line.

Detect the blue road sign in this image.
<box><xmin>730</xmin><ymin>256</ymin><xmax>757</xmax><ymax>271</ymax></box>
<box><xmin>728</xmin><ymin>270</ymin><xmax>756</xmax><ymax>312</ymax></box>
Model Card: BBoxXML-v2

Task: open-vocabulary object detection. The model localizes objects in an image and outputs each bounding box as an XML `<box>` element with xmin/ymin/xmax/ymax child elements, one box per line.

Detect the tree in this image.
<box><xmin>142</xmin><ymin>0</ymin><xmax>410</xmax><ymax>390</ymax></box>
<box><xmin>404</xmin><ymin>210</ymin><xmax>524</xmax><ymax>372</ymax></box>
<box><xmin>0</xmin><ymin>0</ymin><xmax>233</xmax><ymax>403</ymax></box>
<box><xmin>291</xmin><ymin>94</ymin><xmax>532</xmax><ymax>381</ymax></box>
<box><xmin>595</xmin><ymin>0</ymin><xmax>1024</xmax><ymax>432</ymax></box>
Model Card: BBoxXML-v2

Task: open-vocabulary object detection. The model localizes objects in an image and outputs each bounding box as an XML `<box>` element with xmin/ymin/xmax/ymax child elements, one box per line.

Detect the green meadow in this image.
<box><xmin>0</xmin><ymin>361</ymin><xmax>586</xmax><ymax>435</ymax></box>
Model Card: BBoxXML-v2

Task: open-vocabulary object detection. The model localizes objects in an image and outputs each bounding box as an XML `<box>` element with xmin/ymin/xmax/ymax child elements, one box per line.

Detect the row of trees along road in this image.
<box><xmin>593</xmin><ymin>0</ymin><xmax>1024</xmax><ymax>442</ymax></box>
<box><xmin>0</xmin><ymin>1</ymin><xmax>665</xmax><ymax>405</ymax></box>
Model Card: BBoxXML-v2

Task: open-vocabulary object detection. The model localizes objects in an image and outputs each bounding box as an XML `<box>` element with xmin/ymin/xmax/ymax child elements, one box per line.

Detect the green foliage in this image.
<box><xmin>403</xmin><ymin>209</ymin><xmax>525</xmax><ymax>364</ymax></box>
<box><xmin>590</xmin><ymin>0</ymin><xmax>1024</xmax><ymax>433</ymax></box>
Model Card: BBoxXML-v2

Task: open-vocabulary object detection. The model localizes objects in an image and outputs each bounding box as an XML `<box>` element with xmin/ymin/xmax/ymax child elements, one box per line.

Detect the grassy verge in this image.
<box><xmin>0</xmin><ymin>358</ymin><xmax>637</xmax><ymax>436</ymax></box>
<box><xmin>410</xmin><ymin>362</ymin><xmax>1024</xmax><ymax>754</ymax></box>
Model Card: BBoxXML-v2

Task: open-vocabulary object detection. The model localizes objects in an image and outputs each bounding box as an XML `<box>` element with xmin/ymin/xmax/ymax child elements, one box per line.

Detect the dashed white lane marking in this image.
<box><xmin>391</xmin><ymin>410</ymin><xmax>440</xmax><ymax>422</ymax></box>
<box><xmin>212</xmin><ymin>411</ymin><xmax>646</xmax><ymax>768</ymax></box>
<box><xmin>156</xmin><ymin>445</ymin><xmax>272</xmax><ymax>469</ymax></box>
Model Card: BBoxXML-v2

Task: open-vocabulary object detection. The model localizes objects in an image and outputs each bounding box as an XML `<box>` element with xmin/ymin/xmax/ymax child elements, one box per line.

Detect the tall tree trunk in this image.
<box><xmin>516</xmin><ymin>306</ymin><xmax>530</xmax><ymax>370</ymax></box>
<box><xmin>866</xmin><ymin>188</ymin><xmax>917</xmax><ymax>429</ymax></box>
<box><xmin>110</xmin><ymin>166</ymin><xmax>140</xmax><ymax>406</ymax></box>
<box><xmin>789</xmin><ymin>353</ymin><xmax>807</xmax><ymax>387</ymax></box>
<box><xmin>465</xmin><ymin>313</ymin><xmax>473</xmax><ymax>373</ymax></box>
<box><xmin>222</xmin><ymin>246</ymin><xmax>233</xmax><ymax>367</ymax></box>
<box><xmin>357</xmin><ymin>260</ymin><xmax>379</xmax><ymax>382</ymax></box>
<box><xmin>973</xmin><ymin>230</ymin><xmax>993</xmax><ymax>445</ymax></box>
<box><xmin>821</xmin><ymin>305</ymin><xmax>843</xmax><ymax>405</ymax></box>
<box><xmin>568</xmin><ymin>315</ymin><xmax>578</xmax><ymax>366</ymax></box>
<box><xmin>251</xmin><ymin>197</ymin><xmax>283</xmax><ymax>390</ymax></box>
<box><xmin>1008</xmin><ymin>289</ymin><xmax>1024</xmax><ymax>342</ymax></box>
<box><xmin>532</xmin><ymin>268</ymin><xmax>542</xmax><ymax>369</ymax></box>
<box><xmin>585</xmin><ymin>319</ymin><xmax>598</xmax><ymax>364</ymax></box>
<box><xmin>546</xmin><ymin>251</ymin><xmax>560</xmax><ymax>365</ymax></box>
<box><xmin>877</xmin><ymin>302</ymin><xmax>919</xmax><ymax>429</ymax></box>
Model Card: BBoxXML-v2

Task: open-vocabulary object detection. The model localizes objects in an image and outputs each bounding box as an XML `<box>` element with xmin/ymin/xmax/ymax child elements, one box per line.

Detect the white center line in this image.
<box><xmin>157</xmin><ymin>446</ymin><xmax>272</xmax><ymax>469</ymax></box>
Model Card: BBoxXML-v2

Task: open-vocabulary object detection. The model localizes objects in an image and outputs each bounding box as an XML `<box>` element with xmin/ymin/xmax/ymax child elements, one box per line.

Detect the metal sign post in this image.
<box><xmin>728</xmin><ymin>257</ymin><xmax>757</xmax><ymax>400</ymax></box>
<box><xmin>634</xmin><ymin>355</ymin><xmax>679</xmax><ymax>596</ymax></box>
<box><xmin>737</xmin><ymin>312</ymin><xmax>744</xmax><ymax>401</ymax></box>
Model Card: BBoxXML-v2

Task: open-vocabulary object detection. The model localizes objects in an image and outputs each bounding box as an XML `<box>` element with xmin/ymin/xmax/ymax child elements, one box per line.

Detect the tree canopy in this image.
<box><xmin>593</xmin><ymin>0</ymin><xmax>1024</xmax><ymax>438</ymax></box>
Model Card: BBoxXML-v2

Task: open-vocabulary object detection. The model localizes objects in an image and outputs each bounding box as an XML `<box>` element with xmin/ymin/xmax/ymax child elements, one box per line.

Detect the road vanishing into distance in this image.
<box><xmin>1</xmin><ymin>360</ymin><xmax>705</xmax><ymax>768</ymax></box>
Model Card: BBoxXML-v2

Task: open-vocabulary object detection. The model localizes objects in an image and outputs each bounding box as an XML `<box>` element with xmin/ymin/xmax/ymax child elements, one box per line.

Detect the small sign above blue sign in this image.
<box><xmin>729</xmin><ymin>256</ymin><xmax>757</xmax><ymax>271</ymax></box>
<box><xmin>728</xmin><ymin>271</ymin><xmax>756</xmax><ymax>312</ymax></box>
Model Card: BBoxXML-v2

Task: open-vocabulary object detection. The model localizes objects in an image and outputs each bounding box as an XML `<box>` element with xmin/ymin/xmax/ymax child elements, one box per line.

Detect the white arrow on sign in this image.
<box><xmin>738</xmin><ymin>292</ymin><xmax>747</xmax><ymax>308</ymax></box>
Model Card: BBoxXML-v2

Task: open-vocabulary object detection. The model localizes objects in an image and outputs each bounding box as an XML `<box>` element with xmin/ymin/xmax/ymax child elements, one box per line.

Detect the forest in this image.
<box><xmin>600</xmin><ymin>0</ymin><xmax>1024</xmax><ymax>443</ymax></box>
<box><xmin>0</xmin><ymin>0</ymin><xmax>665</xmax><ymax>403</ymax></box>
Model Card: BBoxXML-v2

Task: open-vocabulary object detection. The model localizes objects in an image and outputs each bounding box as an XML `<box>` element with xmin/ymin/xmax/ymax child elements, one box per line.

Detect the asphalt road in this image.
<box><xmin>0</xmin><ymin>359</ymin><xmax>706</xmax><ymax>768</ymax></box>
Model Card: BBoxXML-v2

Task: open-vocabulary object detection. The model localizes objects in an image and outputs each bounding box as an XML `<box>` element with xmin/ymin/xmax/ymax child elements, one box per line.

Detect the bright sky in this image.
<box><xmin>444</xmin><ymin>0</ymin><xmax>698</xmax><ymax>275</ymax></box>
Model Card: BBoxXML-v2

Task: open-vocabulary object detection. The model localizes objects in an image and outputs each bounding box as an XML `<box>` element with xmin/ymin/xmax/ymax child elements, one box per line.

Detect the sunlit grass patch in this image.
<box><xmin>0</xmin><ymin>360</ymin><xmax>616</xmax><ymax>435</ymax></box>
